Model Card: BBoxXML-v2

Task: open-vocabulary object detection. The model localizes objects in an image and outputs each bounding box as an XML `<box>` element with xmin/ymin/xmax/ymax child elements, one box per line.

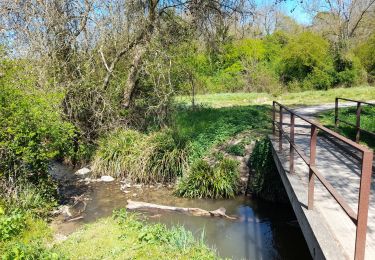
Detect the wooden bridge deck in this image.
<box><xmin>270</xmin><ymin>103</ymin><xmax>374</xmax><ymax>260</ymax></box>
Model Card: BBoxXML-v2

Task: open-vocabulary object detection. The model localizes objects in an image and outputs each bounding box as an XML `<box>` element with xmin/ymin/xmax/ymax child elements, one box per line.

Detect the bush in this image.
<box><xmin>333</xmin><ymin>52</ymin><xmax>366</xmax><ymax>87</ymax></box>
<box><xmin>91</xmin><ymin>128</ymin><xmax>188</xmax><ymax>183</ymax></box>
<box><xmin>355</xmin><ymin>34</ymin><xmax>375</xmax><ymax>83</ymax></box>
<box><xmin>248</xmin><ymin>138</ymin><xmax>287</xmax><ymax>202</ymax></box>
<box><xmin>0</xmin><ymin>211</ymin><xmax>26</xmax><ymax>241</ymax></box>
<box><xmin>303</xmin><ymin>68</ymin><xmax>334</xmax><ymax>90</ymax></box>
<box><xmin>0</xmin><ymin>62</ymin><xmax>77</xmax><ymax>184</ymax></box>
<box><xmin>175</xmin><ymin>158</ymin><xmax>239</xmax><ymax>199</ymax></box>
<box><xmin>278</xmin><ymin>32</ymin><xmax>335</xmax><ymax>89</ymax></box>
<box><xmin>0</xmin><ymin>210</ymin><xmax>59</xmax><ymax>259</ymax></box>
<box><xmin>1</xmin><ymin>242</ymin><xmax>60</xmax><ymax>260</ymax></box>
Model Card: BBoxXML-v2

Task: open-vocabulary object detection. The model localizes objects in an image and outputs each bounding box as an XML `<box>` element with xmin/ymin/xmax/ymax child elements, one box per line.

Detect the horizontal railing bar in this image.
<box><xmin>310</xmin><ymin>165</ymin><xmax>358</xmax><ymax>224</ymax></box>
<box><xmin>275</xmin><ymin>119</ymin><xmax>358</xmax><ymax>223</ymax></box>
<box><xmin>337</xmin><ymin>119</ymin><xmax>375</xmax><ymax>137</ymax></box>
<box><xmin>273</xmin><ymin>102</ymin><xmax>371</xmax><ymax>153</ymax></box>
<box><xmin>337</xmin><ymin>97</ymin><xmax>375</xmax><ymax>106</ymax></box>
<box><xmin>278</xmin><ymin>127</ymin><xmax>310</xmax><ymax>165</ymax></box>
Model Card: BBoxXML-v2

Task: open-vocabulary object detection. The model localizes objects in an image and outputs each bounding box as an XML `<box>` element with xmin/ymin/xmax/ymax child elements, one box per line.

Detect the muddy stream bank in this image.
<box><xmin>50</xmin><ymin>163</ymin><xmax>311</xmax><ymax>260</ymax></box>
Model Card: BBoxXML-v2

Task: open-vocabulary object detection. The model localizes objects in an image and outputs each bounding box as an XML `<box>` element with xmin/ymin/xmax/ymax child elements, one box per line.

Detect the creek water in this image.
<box><xmin>51</xmin><ymin>163</ymin><xmax>311</xmax><ymax>260</ymax></box>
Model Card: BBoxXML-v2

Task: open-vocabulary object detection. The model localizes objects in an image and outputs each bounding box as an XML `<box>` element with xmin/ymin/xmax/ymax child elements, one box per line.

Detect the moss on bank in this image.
<box><xmin>247</xmin><ymin>138</ymin><xmax>288</xmax><ymax>203</ymax></box>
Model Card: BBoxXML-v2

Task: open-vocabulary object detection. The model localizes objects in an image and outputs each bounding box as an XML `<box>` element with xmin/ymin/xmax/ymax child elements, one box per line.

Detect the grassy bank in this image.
<box><xmin>318</xmin><ymin>105</ymin><xmax>375</xmax><ymax>149</ymax></box>
<box><xmin>55</xmin><ymin>210</ymin><xmax>217</xmax><ymax>260</ymax></box>
<box><xmin>174</xmin><ymin>105</ymin><xmax>270</xmax><ymax>162</ymax></box>
<box><xmin>1</xmin><ymin>210</ymin><xmax>218</xmax><ymax>259</ymax></box>
<box><xmin>177</xmin><ymin>86</ymin><xmax>375</xmax><ymax>107</ymax></box>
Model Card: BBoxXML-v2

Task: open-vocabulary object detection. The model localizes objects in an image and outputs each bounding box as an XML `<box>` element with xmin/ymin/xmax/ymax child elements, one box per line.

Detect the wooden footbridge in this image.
<box><xmin>270</xmin><ymin>98</ymin><xmax>374</xmax><ymax>260</ymax></box>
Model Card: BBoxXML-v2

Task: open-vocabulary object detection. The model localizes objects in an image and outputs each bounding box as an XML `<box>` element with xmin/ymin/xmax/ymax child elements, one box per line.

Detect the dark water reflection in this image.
<box><xmin>51</xmin><ymin>163</ymin><xmax>311</xmax><ymax>260</ymax></box>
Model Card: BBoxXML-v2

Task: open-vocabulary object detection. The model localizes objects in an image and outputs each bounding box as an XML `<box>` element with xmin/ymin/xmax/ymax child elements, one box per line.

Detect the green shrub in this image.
<box><xmin>176</xmin><ymin>158</ymin><xmax>239</xmax><ymax>199</ymax></box>
<box><xmin>278</xmin><ymin>32</ymin><xmax>334</xmax><ymax>89</ymax></box>
<box><xmin>355</xmin><ymin>34</ymin><xmax>375</xmax><ymax>83</ymax></box>
<box><xmin>0</xmin><ymin>211</ymin><xmax>26</xmax><ymax>241</ymax></box>
<box><xmin>248</xmin><ymin>138</ymin><xmax>287</xmax><ymax>202</ymax></box>
<box><xmin>0</xmin><ymin>77</ymin><xmax>71</xmax><ymax>223</ymax></box>
<box><xmin>303</xmin><ymin>68</ymin><xmax>334</xmax><ymax>90</ymax></box>
<box><xmin>0</xmin><ymin>67</ymin><xmax>77</xmax><ymax>184</ymax></box>
<box><xmin>1</xmin><ymin>242</ymin><xmax>61</xmax><ymax>260</ymax></box>
<box><xmin>91</xmin><ymin>128</ymin><xmax>188</xmax><ymax>183</ymax></box>
<box><xmin>333</xmin><ymin>52</ymin><xmax>366</xmax><ymax>87</ymax></box>
<box><xmin>0</xmin><ymin>208</ymin><xmax>60</xmax><ymax>259</ymax></box>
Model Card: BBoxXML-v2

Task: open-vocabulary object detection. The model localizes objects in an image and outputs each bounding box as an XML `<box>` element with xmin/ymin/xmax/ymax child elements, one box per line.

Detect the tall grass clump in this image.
<box><xmin>91</xmin><ymin>128</ymin><xmax>188</xmax><ymax>183</ymax></box>
<box><xmin>176</xmin><ymin>158</ymin><xmax>239</xmax><ymax>199</ymax></box>
<box><xmin>248</xmin><ymin>138</ymin><xmax>287</xmax><ymax>202</ymax></box>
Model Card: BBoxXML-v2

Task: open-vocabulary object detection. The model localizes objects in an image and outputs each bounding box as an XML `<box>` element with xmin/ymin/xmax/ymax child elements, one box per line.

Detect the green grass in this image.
<box><xmin>1</xmin><ymin>210</ymin><xmax>217</xmax><ymax>259</ymax></box>
<box><xmin>225</xmin><ymin>143</ymin><xmax>246</xmax><ymax>156</ymax></box>
<box><xmin>0</xmin><ymin>214</ymin><xmax>58</xmax><ymax>259</ymax></box>
<box><xmin>318</xmin><ymin>105</ymin><xmax>375</xmax><ymax>150</ymax></box>
<box><xmin>174</xmin><ymin>105</ymin><xmax>270</xmax><ymax>163</ymax></box>
<box><xmin>55</xmin><ymin>210</ymin><xmax>217</xmax><ymax>260</ymax></box>
<box><xmin>177</xmin><ymin>86</ymin><xmax>375</xmax><ymax>107</ymax></box>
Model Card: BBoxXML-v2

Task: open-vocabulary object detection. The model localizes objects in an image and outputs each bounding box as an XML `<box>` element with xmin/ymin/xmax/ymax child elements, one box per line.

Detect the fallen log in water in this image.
<box><xmin>126</xmin><ymin>200</ymin><xmax>237</xmax><ymax>220</ymax></box>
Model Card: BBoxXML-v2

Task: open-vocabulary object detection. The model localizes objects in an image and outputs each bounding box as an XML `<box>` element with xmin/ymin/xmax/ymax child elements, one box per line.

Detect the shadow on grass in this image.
<box><xmin>317</xmin><ymin>106</ymin><xmax>375</xmax><ymax>150</ymax></box>
<box><xmin>174</xmin><ymin>105</ymin><xmax>272</xmax><ymax>161</ymax></box>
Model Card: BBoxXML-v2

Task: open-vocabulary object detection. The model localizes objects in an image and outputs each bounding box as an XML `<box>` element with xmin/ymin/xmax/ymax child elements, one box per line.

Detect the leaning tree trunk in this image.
<box><xmin>123</xmin><ymin>45</ymin><xmax>146</xmax><ymax>108</ymax></box>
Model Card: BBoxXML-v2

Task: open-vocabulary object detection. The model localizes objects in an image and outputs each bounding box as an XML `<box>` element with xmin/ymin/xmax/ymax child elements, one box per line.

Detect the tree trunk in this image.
<box><xmin>123</xmin><ymin>46</ymin><xmax>146</xmax><ymax>108</ymax></box>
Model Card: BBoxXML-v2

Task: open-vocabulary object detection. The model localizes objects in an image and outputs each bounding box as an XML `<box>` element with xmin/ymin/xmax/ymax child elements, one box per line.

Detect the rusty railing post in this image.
<box><xmin>272</xmin><ymin>101</ymin><xmax>276</xmax><ymax>135</ymax></box>
<box><xmin>279</xmin><ymin>106</ymin><xmax>283</xmax><ymax>152</ymax></box>
<box><xmin>355</xmin><ymin>102</ymin><xmax>362</xmax><ymax>143</ymax></box>
<box><xmin>354</xmin><ymin>151</ymin><xmax>373</xmax><ymax>260</ymax></box>
<box><xmin>335</xmin><ymin>97</ymin><xmax>339</xmax><ymax>130</ymax></box>
<box><xmin>290</xmin><ymin>113</ymin><xmax>295</xmax><ymax>174</ymax></box>
<box><xmin>308</xmin><ymin>125</ymin><xmax>318</xmax><ymax>210</ymax></box>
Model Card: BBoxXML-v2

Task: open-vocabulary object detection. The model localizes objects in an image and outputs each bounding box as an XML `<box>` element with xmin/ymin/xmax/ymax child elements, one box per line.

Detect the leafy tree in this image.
<box><xmin>355</xmin><ymin>34</ymin><xmax>375</xmax><ymax>83</ymax></box>
<box><xmin>278</xmin><ymin>32</ymin><xmax>335</xmax><ymax>89</ymax></box>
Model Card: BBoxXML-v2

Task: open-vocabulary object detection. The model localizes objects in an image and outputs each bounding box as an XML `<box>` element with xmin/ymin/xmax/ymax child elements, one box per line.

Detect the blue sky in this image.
<box><xmin>282</xmin><ymin>0</ymin><xmax>312</xmax><ymax>24</ymax></box>
<box><xmin>256</xmin><ymin>0</ymin><xmax>312</xmax><ymax>25</ymax></box>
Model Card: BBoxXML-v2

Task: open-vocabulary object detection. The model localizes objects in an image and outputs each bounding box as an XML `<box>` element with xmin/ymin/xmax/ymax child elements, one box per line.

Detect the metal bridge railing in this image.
<box><xmin>335</xmin><ymin>97</ymin><xmax>375</xmax><ymax>143</ymax></box>
<box><xmin>272</xmin><ymin>101</ymin><xmax>373</xmax><ymax>260</ymax></box>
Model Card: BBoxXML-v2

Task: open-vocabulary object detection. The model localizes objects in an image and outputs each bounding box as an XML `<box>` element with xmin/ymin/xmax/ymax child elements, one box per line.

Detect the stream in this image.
<box><xmin>50</xmin><ymin>163</ymin><xmax>311</xmax><ymax>260</ymax></box>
